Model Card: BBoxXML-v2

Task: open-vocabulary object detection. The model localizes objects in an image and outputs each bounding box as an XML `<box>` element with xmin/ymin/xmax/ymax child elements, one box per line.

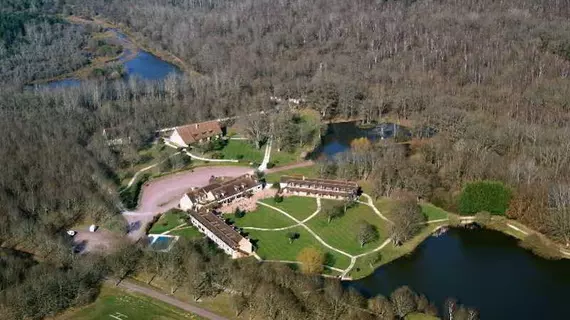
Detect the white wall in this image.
<box><xmin>180</xmin><ymin>194</ymin><xmax>194</xmax><ymax>211</ymax></box>
<box><xmin>169</xmin><ymin>130</ymin><xmax>188</xmax><ymax>147</ymax></box>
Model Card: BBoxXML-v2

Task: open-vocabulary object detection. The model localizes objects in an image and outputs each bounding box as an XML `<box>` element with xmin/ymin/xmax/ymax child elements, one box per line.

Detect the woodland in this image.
<box><xmin>1</xmin><ymin>0</ymin><xmax>569</xmax><ymax>319</ymax></box>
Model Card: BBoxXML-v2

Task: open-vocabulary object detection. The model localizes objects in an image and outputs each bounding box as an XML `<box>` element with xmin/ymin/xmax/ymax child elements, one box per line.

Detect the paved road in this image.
<box><xmin>113</xmin><ymin>279</ymin><xmax>229</xmax><ymax>320</ymax></box>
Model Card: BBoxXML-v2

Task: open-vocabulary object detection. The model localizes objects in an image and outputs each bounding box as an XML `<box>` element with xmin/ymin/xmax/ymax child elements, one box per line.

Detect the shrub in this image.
<box><xmin>234</xmin><ymin>207</ymin><xmax>246</xmax><ymax>218</ymax></box>
<box><xmin>474</xmin><ymin>211</ymin><xmax>492</xmax><ymax>225</ymax></box>
<box><xmin>274</xmin><ymin>194</ymin><xmax>284</xmax><ymax>203</ymax></box>
<box><xmin>266</xmin><ymin>162</ymin><xmax>275</xmax><ymax>169</ymax></box>
<box><xmin>236</xmin><ymin>154</ymin><xmax>244</xmax><ymax>160</ymax></box>
<box><xmin>458</xmin><ymin>181</ymin><xmax>512</xmax><ymax>215</ymax></box>
<box><xmin>271</xmin><ymin>182</ymin><xmax>281</xmax><ymax>189</ymax></box>
<box><xmin>210</xmin><ymin>152</ymin><xmax>224</xmax><ymax>159</ymax></box>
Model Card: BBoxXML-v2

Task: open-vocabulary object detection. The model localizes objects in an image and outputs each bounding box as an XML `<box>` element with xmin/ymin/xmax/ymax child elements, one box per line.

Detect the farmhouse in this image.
<box><xmin>168</xmin><ymin>120</ymin><xmax>223</xmax><ymax>147</ymax></box>
<box><xmin>180</xmin><ymin>174</ymin><xmax>263</xmax><ymax>210</ymax></box>
<box><xmin>280</xmin><ymin>176</ymin><xmax>359</xmax><ymax>200</ymax></box>
<box><xmin>188</xmin><ymin>210</ymin><xmax>253</xmax><ymax>258</ymax></box>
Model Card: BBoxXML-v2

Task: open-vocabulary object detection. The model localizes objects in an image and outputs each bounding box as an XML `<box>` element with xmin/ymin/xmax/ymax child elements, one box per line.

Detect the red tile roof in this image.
<box><xmin>175</xmin><ymin>121</ymin><xmax>222</xmax><ymax>144</ymax></box>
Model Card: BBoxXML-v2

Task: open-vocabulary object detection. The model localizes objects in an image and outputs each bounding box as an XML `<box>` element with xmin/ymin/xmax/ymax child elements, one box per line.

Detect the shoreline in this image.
<box><xmin>348</xmin><ymin>215</ymin><xmax>569</xmax><ymax>280</ymax></box>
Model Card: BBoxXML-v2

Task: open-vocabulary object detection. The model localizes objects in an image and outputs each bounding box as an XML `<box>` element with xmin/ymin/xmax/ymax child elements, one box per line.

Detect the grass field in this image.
<box><xmin>265</xmin><ymin>165</ymin><xmax>318</xmax><ymax>183</ymax></box>
<box><xmin>247</xmin><ymin>226</ymin><xmax>352</xmax><ymax>269</ymax></box>
<box><xmin>57</xmin><ymin>286</ymin><xmax>201</xmax><ymax>320</ymax></box>
<box><xmin>227</xmin><ymin>204</ymin><xmax>296</xmax><ymax>229</ymax></box>
<box><xmin>421</xmin><ymin>203</ymin><xmax>449</xmax><ymax>221</ymax></box>
<box><xmin>260</xmin><ymin>196</ymin><xmax>319</xmax><ymax>220</ymax></box>
<box><xmin>148</xmin><ymin>210</ymin><xmax>186</xmax><ymax>234</ymax></box>
<box><xmin>270</xmin><ymin>150</ymin><xmax>302</xmax><ymax>167</ymax></box>
<box><xmin>306</xmin><ymin>200</ymin><xmax>389</xmax><ymax>255</ymax></box>
<box><xmin>167</xmin><ymin>226</ymin><xmax>203</xmax><ymax>239</ymax></box>
<box><xmin>215</xmin><ymin>140</ymin><xmax>264</xmax><ymax>163</ymax></box>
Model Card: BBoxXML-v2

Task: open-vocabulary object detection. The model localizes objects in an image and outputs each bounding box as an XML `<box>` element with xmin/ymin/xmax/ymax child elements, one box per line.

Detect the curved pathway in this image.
<box><xmin>124</xmin><ymin>151</ymin><xmax>181</xmax><ymax>189</ymax></box>
<box><xmin>358</xmin><ymin>193</ymin><xmax>393</xmax><ymax>224</ymax></box>
<box><xmin>241</xmin><ymin>198</ymin><xmax>322</xmax><ymax>231</ymax></box>
<box><xmin>247</xmin><ymin>196</ymin><xmax>394</xmax><ymax>279</ymax></box>
<box><xmin>257</xmin><ymin>201</ymin><xmax>353</xmax><ymax>259</ymax></box>
<box><xmin>184</xmin><ymin>150</ymin><xmax>239</xmax><ymax>163</ymax></box>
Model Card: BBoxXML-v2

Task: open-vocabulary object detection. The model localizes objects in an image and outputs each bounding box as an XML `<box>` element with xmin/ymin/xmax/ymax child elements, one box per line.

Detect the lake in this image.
<box><xmin>348</xmin><ymin>228</ymin><xmax>570</xmax><ymax>320</ymax></box>
<box><xmin>311</xmin><ymin>121</ymin><xmax>410</xmax><ymax>158</ymax></box>
<box><xmin>32</xmin><ymin>30</ymin><xmax>181</xmax><ymax>89</ymax></box>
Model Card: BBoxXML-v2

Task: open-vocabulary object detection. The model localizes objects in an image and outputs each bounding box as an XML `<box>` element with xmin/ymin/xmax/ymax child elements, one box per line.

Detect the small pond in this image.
<box><xmin>31</xmin><ymin>30</ymin><xmax>181</xmax><ymax>90</ymax></box>
<box><xmin>348</xmin><ymin>228</ymin><xmax>570</xmax><ymax>320</ymax></box>
<box><xmin>311</xmin><ymin>121</ymin><xmax>410</xmax><ymax>158</ymax></box>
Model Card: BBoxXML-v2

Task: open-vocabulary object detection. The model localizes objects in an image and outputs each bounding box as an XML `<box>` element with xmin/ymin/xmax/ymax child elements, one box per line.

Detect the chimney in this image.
<box><xmin>302</xmin><ymin>176</ymin><xmax>306</xmax><ymax>180</ymax></box>
<box><xmin>195</xmin><ymin>124</ymin><xmax>199</xmax><ymax>129</ymax></box>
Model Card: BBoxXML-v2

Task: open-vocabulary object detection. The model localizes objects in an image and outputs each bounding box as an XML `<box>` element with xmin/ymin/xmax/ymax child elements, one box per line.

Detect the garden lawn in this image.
<box><xmin>260</xmin><ymin>196</ymin><xmax>318</xmax><ymax>221</ymax></box>
<box><xmin>421</xmin><ymin>203</ymin><xmax>449</xmax><ymax>221</ymax></box>
<box><xmin>215</xmin><ymin>140</ymin><xmax>264</xmax><ymax>163</ymax></box>
<box><xmin>270</xmin><ymin>149</ymin><xmax>301</xmax><ymax>167</ymax></box>
<box><xmin>265</xmin><ymin>164</ymin><xmax>318</xmax><ymax>183</ymax></box>
<box><xmin>168</xmin><ymin>226</ymin><xmax>203</xmax><ymax>239</ymax></box>
<box><xmin>57</xmin><ymin>286</ymin><xmax>201</xmax><ymax>320</ymax></box>
<box><xmin>307</xmin><ymin>200</ymin><xmax>389</xmax><ymax>255</ymax></box>
<box><xmin>148</xmin><ymin>210</ymin><xmax>186</xmax><ymax>234</ymax></box>
<box><xmin>227</xmin><ymin>204</ymin><xmax>296</xmax><ymax>229</ymax></box>
<box><xmin>247</xmin><ymin>226</ymin><xmax>351</xmax><ymax>269</ymax></box>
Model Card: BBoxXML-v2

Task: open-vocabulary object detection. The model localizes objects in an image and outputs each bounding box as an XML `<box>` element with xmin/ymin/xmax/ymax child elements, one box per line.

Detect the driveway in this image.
<box><xmin>124</xmin><ymin>166</ymin><xmax>253</xmax><ymax>240</ymax></box>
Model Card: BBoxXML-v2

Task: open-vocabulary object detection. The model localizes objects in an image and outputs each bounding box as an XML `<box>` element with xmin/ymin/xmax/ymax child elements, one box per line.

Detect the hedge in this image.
<box><xmin>458</xmin><ymin>180</ymin><xmax>511</xmax><ymax>215</ymax></box>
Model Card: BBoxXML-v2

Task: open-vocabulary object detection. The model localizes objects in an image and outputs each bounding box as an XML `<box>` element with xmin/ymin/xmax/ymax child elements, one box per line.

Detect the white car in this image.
<box><xmin>67</xmin><ymin>230</ymin><xmax>77</xmax><ymax>236</ymax></box>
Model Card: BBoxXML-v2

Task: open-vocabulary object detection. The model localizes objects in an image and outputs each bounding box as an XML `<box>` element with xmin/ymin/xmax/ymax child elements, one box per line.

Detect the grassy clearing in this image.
<box><xmin>56</xmin><ymin>285</ymin><xmax>201</xmax><ymax>320</ymax></box>
<box><xmin>306</xmin><ymin>200</ymin><xmax>389</xmax><ymax>255</ymax></box>
<box><xmin>117</xmin><ymin>143</ymin><xmax>179</xmax><ymax>186</ymax></box>
<box><xmin>270</xmin><ymin>149</ymin><xmax>302</xmax><ymax>167</ymax></box>
<box><xmin>420</xmin><ymin>203</ymin><xmax>449</xmax><ymax>221</ymax></box>
<box><xmin>148</xmin><ymin>210</ymin><xmax>187</xmax><ymax>234</ymax></box>
<box><xmin>260</xmin><ymin>196</ymin><xmax>319</xmax><ymax>221</ymax></box>
<box><xmin>168</xmin><ymin>226</ymin><xmax>203</xmax><ymax>240</ymax></box>
<box><xmin>215</xmin><ymin>140</ymin><xmax>264</xmax><ymax>163</ymax></box>
<box><xmin>227</xmin><ymin>204</ymin><xmax>296</xmax><ymax>229</ymax></box>
<box><xmin>265</xmin><ymin>165</ymin><xmax>318</xmax><ymax>183</ymax></box>
<box><xmin>247</xmin><ymin>226</ymin><xmax>351</xmax><ymax>269</ymax></box>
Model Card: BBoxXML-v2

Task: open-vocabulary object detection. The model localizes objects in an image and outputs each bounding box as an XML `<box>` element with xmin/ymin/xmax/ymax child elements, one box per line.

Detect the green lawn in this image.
<box><xmin>265</xmin><ymin>164</ymin><xmax>318</xmax><ymax>183</ymax></box>
<box><xmin>227</xmin><ymin>204</ymin><xmax>296</xmax><ymax>229</ymax></box>
<box><xmin>306</xmin><ymin>200</ymin><xmax>389</xmax><ymax>255</ymax></box>
<box><xmin>260</xmin><ymin>196</ymin><xmax>319</xmax><ymax>221</ymax></box>
<box><xmin>421</xmin><ymin>203</ymin><xmax>449</xmax><ymax>221</ymax></box>
<box><xmin>148</xmin><ymin>210</ymin><xmax>187</xmax><ymax>234</ymax></box>
<box><xmin>57</xmin><ymin>286</ymin><xmax>201</xmax><ymax>320</ymax></box>
<box><xmin>118</xmin><ymin>142</ymin><xmax>179</xmax><ymax>186</ymax></box>
<box><xmin>270</xmin><ymin>149</ymin><xmax>301</xmax><ymax>167</ymax></box>
<box><xmin>246</xmin><ymin>226</ymin><xmax>351</xmax><ymax>269</ymax></box>
<box><xmin>168</xmin><ymin>226</ymin><xmax>203</xmax><ymax>239</ymax></box>
<box><xmin>213</xmin><ymin>140</ymin><xmax>264</xmax><ymax>163</ymax></box>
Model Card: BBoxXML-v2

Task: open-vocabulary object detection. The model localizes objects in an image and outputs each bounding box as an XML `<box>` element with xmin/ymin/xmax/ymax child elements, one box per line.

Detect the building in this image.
<box><xmin>188</xmin><ymin>210</ymin><xmax>253</xmax><ymax>258</ymax></box>
<box><xmin>168</xmin><ymin>120</ymin><xmax>223</xmax><ymax>147</ymax></box>
<box><xmin>280</xmin><ymin>175</ymin><xmax>359</xmax><ymax>200</ymax></box>
<box><xmin>180</xmin><ymin>174</ymin><xmax>263</xmax><ymax>210</ymax></box>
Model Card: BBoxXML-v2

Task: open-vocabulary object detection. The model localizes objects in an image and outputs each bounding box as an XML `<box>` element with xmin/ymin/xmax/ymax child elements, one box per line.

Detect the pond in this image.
<box><xmin>348</xmin><ymin>228</ymin><xmax>570</xmax><ymax>320</ymax></box>
<box><xmin>311</xmin><ymin>121</ymin><xmax>410</xmax><ymax>158</ymax></box>
<box><xmin>31</xmin><ymin>30</ymin><xmax>181</xmax><ymax>89</ymax></box>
